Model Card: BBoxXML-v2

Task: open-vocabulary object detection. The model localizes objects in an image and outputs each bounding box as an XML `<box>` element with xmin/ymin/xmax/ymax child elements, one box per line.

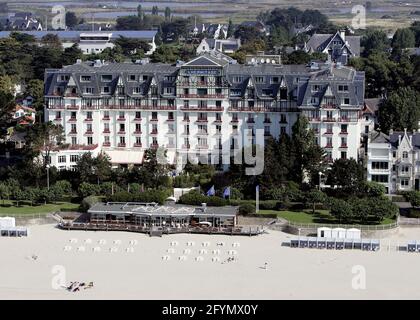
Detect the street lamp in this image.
<box><xmin>46</xmin><ymin>164</ymin><xmax>50</xmax><ymax>190</ymax></box>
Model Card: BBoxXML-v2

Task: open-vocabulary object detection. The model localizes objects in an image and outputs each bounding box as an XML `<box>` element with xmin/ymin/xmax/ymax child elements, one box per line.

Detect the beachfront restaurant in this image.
<box><xmin>88</xmin><ymin>202</ymin><xmax>238</xmax><ymax>229</ymax></box>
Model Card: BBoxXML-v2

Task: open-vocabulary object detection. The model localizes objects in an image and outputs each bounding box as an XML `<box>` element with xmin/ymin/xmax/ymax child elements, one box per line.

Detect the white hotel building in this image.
<box><xmin>43</xmin><ymin>54</ymin><xmax>366</xmax><ymax>171</ymax></box>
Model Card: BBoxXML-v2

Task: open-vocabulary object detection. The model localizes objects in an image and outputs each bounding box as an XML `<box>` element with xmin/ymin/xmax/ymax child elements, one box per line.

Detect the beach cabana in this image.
<box><xmin>298</xmin><ymin>237</ymin><xmax>309</xmax><ymax>248</ymax></box>
<box><xmin>291</xmin><ymin>239</ymin><xmax>299</xmax><ymax>248</ymax></box>
<box><xmin>0</xmin><ymin>217</ymin><xmax>15</xmax><ymax>228</ymax></box>
<box><xmin>326</xmin><ymin>238</ymin><xmax>335</xmax><ymax>249</ymax></box>
<box><xmin>332</xmin><ymin>228</ymin><xmax>346</xmax><ymax>239</ymax></box>
<box><xmin>362</xmin><ymin>239</ymin><xmax>372</xmax><ymax>251</ymax></box>
<box><xmin>353</xmin><ymin>239</ymin><xmax>362</xmax><ymax>250</ymax></box>
<box><xmin>309</xmin><ymin>237</ymin><xmax>317</xmax><ymax>248</ymax></box>
<box><xmin>407</xmin><ymin>241</ymin><xmax>416</xmax><ymax>252</ymax></box>
<box><xmin>371</xmin><ymin>239</ymin><xmax>380</xmax><ymax>251</ymax></box>
<box><xmin>346</xmin><ymin>228</ymin><xmax>361</xmax><ymax>240</ymax></box>
<box><xmin>344</xmin><ymin>239</ymin><xmax>354</xmax><ymax>249</ymax></box>
<box><xmin>317</xmin><ymin>237</ymin><xmax>326</xmax><ymax>249</ymax></box>
<box><xmin>336</xmin><ymin>238</ymin><xmax>344</xmax><ymax>250</ymax></box>
<box><xmin>317</xmin><ymin>227</ymin><xmax>332</xmax><ymax>238</ymax></box>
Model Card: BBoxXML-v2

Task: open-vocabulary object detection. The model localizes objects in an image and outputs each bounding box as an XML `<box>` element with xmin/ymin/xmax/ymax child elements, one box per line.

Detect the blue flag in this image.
<box><xmin>207</xmin><ymin>185</ymin><xmax>215</xmax><ymax>196</ymax></box>
<box><xmin>223</xmin><ymin>187</ymin><xmax>231</xmax><ymax>198</ymax></box>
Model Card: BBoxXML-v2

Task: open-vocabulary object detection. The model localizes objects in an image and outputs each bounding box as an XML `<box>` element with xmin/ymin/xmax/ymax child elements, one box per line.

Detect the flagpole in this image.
<box><xmin>256</xmin><ymin>185</ymin><xmax>259</xmax><ymax>213</ymax></box>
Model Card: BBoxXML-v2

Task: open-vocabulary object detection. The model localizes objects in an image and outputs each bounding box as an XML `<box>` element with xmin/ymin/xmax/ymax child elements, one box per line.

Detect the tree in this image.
<box><xmin>65</xmin><ymin>11</ymin><xmax>79</xmax><ymax>29</ymax></box>
<box><xmin>406</xmin><ymin>191</ymin><xmax>420</xmax><ymax>208</ymax></box>
<box><xmin>0</xmin><ymin>75</ymin><xmax>16</xmax><ymax>95</ymax></box>
<box><xmin>164</xmin><ymin>7</ymin><xmax>171</xmax><ymax>21</ymax></box>
<box><xmin>25</xmin><ymin>122</ymin><xmax>65</xmax><ymax>168</ymax></box>
<box><xmin>285</xmin><ymin>50</ymin><xmax>311</xmax><ymax>64</ymax></box>
<box><xmin>75</xmin><ymin>153</ymin><xmax>96</xmax><ymax>184</ymax></box>
<box><xmin>361</xmin><ymin>29</ymin><xmax>390</xmax><ymax>57</ymax></box>
<box><xmin>61</xmin><ymin>44</ymin><xmax>83</xmax><ymax>66</ymax></box>
<box><xmin>114</xmin><ymin>37</ymin><xmax>151</xmax><ymax>56</ymax></box>
<box><xmin>0</xmin><ymin>91</ymin><xmax>15</xmax><ymax>139</ymax></box>
<box><xmin>363</xmin><ymin>181</ymin><xmax>386</xmax><ymax>197</ymax></box>
<box><xmin>305</xmin><ymin>189</ymin><xmax>326</xmax><ymax>214</ymax></box>
<box><xmin>227</xmin><ymin>19</ymin><xmax>234</xmax><ymax>38</ymax></box>
<box><xmin>14</xmin><ymin>189</ymin><xmax>26</xmax><ymax>207</ymax></box>
<box><xmin>25</xmin><ymin>79</ymin><xmax>44</xmax><ymax>121</ymax></box>
<box><xmin>41</xmin><ymin>34</ymin><xmax>62</xmax><ymax>49</ymax></box>
<box><xmin>152</xmin><ymin>6</ymin><xmax>159</xmax><ymax>15</ymax></box>
<box><xmin>327</xmin><ymin>158</ymin><xmax>365</xmax><ymax>194</ymax></box>
<box><xmin>93</xmin><ymin>152</ymin><xmax>112</xmax><ymax>184</ymax></box>
<box><xmin>378</xmin><ymin>87</ymin><xmax>420</xmax><ymax>133</ymax></box>
<box><xmin>290</xmin><ymin>115</ymin><xmax>326</xmax><ymax>185</ymax></box>
<box><xmin>234</xmin><ymin>25</ymin><xmax>263</xmax><ymax>45</ymax></box>
<box><xmin>392</xmin><ymin>28</ymin><xmax>416</xmax><ymax>51</ymax></box>
<box><xmin>137</xmin><ymin>5</ymin><xmax>144</xmax><ymax>20</ymax></box>
<box><xmin>78</xmin><ymin>182</ymin><xmax>99</xmax><ymax>198</ymax></box>
<box><xmin>330</xmin><ymin>198</ymin><xmax>354</xmax><ymax>223</ymax></box>
<box><xmin>0</xmin><ymin>184</ymin><xmax>10</xmax><ymax>206</ymax></box>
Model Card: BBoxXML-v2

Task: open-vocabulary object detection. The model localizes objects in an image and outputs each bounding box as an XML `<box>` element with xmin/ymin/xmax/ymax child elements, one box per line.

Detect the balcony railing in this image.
<box><xmin>179</xmin><ymin>94</ymin><xmax>225</xmax><ymax>99</ymax></box>
<box><xmin>117</xmin><ymin>117</ymin><xmax>126</xmax><ymax>121</ymax></box>
<box><xmin>150</xmin><ymin>118</ymin><xmax>158</xmax><ymax>122</ymax></box>
<box><xmin>197</xmin><ymin>145</ymin><xmax>209</xmax><ymax>149</ymax></box>
<box><xmin>167</xmin><ymin>118</ymin><xmax>175</xmax><ymax>122</ymax></box>
<box><xmin>117</xmin><ymin>131</ymin><xmax>126</xmax><ymax>135</ymax></box>
<box><xmin>85</xmin><ymin>130</ymin><xmax>93</xmax><ymax>135</ymax></box>
<box><xmin>323</xmin><ymin>117</ymin><xmax>336</xmax><ymax>122</ymax></box>
<box><xmin>340</xmin><ymin>131</ymin><xmax>348</xmax><ymax>135</ymax></box>
<box><xmin>118</xmin><ymin>143</ymin><xmax>126</xmax><ymax>148</ymax></box>
<box><xmin>150</xmin><ymin>130</ymin><xmax>158</xmax><ymax>135</ymax></box>
<box><xmin>247</xmin><ymin>119</ymin><xmax>255</xmax><ymax>124</ymax></box>
<box><xmin>182</xmin><ymin>144</ymin><xmax>191</xmax><ymax>149</ymax></box>
<box><xmin>133</xmin><ymin>143</ymin><xmax>142</xmax><ymax>148</ymax></box>
<box><xmin>84</xmin><ymin>118</ymin><xmax>93</xmax><ymax>122</ymax></box>
<box><xmin>325</xmin><ymin>144</ymin><xmax>333</xmax><ymax>148</ymax></box>
<box><xmin>133</xmin><ymin>130</ymin><xmax>142</xmax><ymax>135</ymax></box>
<box><xmin>102</xmin><ymin>116</ymin><xmax>110</xmax><ymax>121</ymax></box>
<box><xmin>180</xmin><ymin>106</ymin><xmax>223</xmax><ymax>112</ymax></box>
<box><xmin>133</xmin><ymin>117</ymin><xmax>142</xmax><ymax>122</ymax></box>
<box><xmin>150</xmin><ymin>143</ymin><xmax>159</xmax><ymax>149</ymax></box>
<box><xmin>340</xmin><ymin>144</ymin><xmax>348</xmax><ymax>149</ymax></box>
<box><xmin>68</xmin><ymin>117</ymin><xmax>77</xmax><ymax>122</ymax></box>
<box><xmin>324</xmin><ymin>130</ymin><xmax>333</xmax><ymax>135</ymax></box>
<box><xmin>103</xmin><ymin>142</ymin><xmax>111</xmax><ymax>147</ymax></box>
<box><xmin>103</xmin><ymin>129</ymin><xmax>110</xmax><ymax>134</ymax></box>
<box><xmin>69</xmin><ymin>130</ymin><xmax>77</xmax><ymax>135</ymax></box>
<box><xmin>308</xmin><ymin>117</ymin><xmax>321</xmax><ymax>122</ymax></box>
<box><xmin>196</xmin><ymin>118</ymin><xmax>208</xmax><ymax>123</ymax></box>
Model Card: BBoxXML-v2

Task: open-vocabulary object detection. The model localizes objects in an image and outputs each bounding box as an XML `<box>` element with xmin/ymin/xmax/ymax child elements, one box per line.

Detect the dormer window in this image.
<box><xmin>271</xmin><ymin>77</ymin><xmax>279</xmax><ymax>84</ymax></box>
<box><xmin>233</xmin><ymin>76</ymin><xmax>243</xmax><ymax>83</ymax></box>
<box><xmin>262</xmin><ymin>89</ymin><xmax>272</xmax><ymax>96</ymax></box>
<box><xmin>403</xmin><ymin>151</ymin><xmax>409</xmax><ymax>159</ymax></box>
<box><xmin>255</xmin><ymin>76</ymin><xmax>264</xmax><ymax>84</ymax></box>
<box><xmin>312</xmin><ymin>85</ymin><xmax>321</xmax><ymax>92</ymax></box>
<box><xmin>142</xmin><ymin>75</ymin><xmax>148</xmax><ymax>81</ymax></box>
<box><xmin>128</xmin><ymin>75</ymin><xmax>136</xmax><ymax>82</ymax></box>
<box><xmin>338</xmin><ymin>85</ymin><xmax>349</xmax><ymax>92</ymax></box>
<box><xmin>81</xmin><ymin>75</ymin><xmax>91</xmax><ymax>82</ymax></box>
<box><xmin>85</xmin><ymin>87</ymin><xmax>94</xmax><ymax>94</ymax></box>
<box><xmin>134</xmin><ymin>87</ymin><xmax>142</xmax><ymax>94</ymax></box>
<box><xmin>101</xmin><ymin>75</ymin><xmax>112</xmax><ymax>82</ymax></box>
<box><xmin>102</xmin><ymin>86</ymin><xmax>110</xmax><ymax>94</ymax></box>
<box><xmin>342</xmin><ymin>98</ymin><xmax>350</xmax><ymax>105</ymax></box>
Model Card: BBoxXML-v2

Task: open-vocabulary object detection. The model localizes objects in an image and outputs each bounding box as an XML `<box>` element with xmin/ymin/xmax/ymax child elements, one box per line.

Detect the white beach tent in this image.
<box><xmin>346</xmin><ymin>228</ymin><xmax>361</xmax><ymax>240</ymax></box>
<box><xmin>331</xmin><ymin>228</ymin><xmax>346</xmax><ymax>239</ymax></box>
<box><xmin>317</xmin><ymin>227</ymin><xmax>332</xmax><ymax>238</ymax></box>
<box><xmin>0</xmin><ymin>217</ymin><xmax>15</xmax><ymax>229</ymax></box>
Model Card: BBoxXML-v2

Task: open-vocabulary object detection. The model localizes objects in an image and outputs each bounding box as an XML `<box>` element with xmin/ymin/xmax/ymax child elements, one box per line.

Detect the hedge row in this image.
<box><xmin>178</xmin><ymin>191</ymin><xmax>228</xmax><ymax>207</ymax></box>
<box><xmin>105</xmin><ymin>190</ymin><xmax>171</xmax><ymax>205</ymax></box>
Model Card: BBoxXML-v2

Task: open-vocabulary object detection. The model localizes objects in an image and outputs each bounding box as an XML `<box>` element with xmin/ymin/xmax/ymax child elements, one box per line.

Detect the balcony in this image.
<box><xmin>308</xmin><ymin>117</ymin><xmax>321</xmax><ymax>122</ymax></box>
<box><xmin>85</xmin><ymin>130</ymin><xmax>93</xmax><ymax>135</ymax></box>
<box><xmin>68</xmin><ymin>117</ymin><xmax>77</xmax><ymax>122</ymax></box>
<box><xmin>150</xmin><ymin>118</ymin><xmax>158</xmax><ymax>122</ymax></box>
<box><xmin>103</xmin><ymin>129</ymin><xmax>110</xmax><ymax>134</ymax></box>
<box><xmin>117</xmin><ymin>117</ymin><xmax>126</xmax><ymax>122</ymax></box>
<box><xmin>53</xmin><ymin>117</ymin><xmax>62</xmax><ymax>122</ymax></box>
<box><xmin>66</xmin><ymin>105</ymin><xmax>80</xmax><ymax>110</ymax></box>
<box><xmin>150</xmin><ymin>130</ymin><xmax>158</xmax><ymax>135</ymax></box>
<box><xmin>102</xmin><ymin>142</ymin><xmax>111</xmax><ymax>147</ymax></box>
<box><xmin>197</xmin><ymin>130</ymin><xmax>209</xmax><ymax>136</ymax></box>
<box><xmin>182</xmin><ymin>144</ymin><xmax>191</xmax><ymax>149</ymax></box>
<box><xmin>339</xmin><ymin>144</ymin><xmax>348</xmax><ymax>149</ymax></box>
<box><xmin>325</xmin><ymin>144</ymin><xmax>333</xmax><ymax>149</ymax></box>
<box><xmin>340</xmin><ymin>131</ymin><xmax>348</xmax><ymax>135</ymax></box>
<box><xmin>182</xmin><ymin>131</ymin><xmax>190</xmax><ymax>136</ymax></box>
<box><xmin>181</xmin><ymin>106</ymin><xmax>223</xmax><ymax>112</ymax></box>
<box><xmin>150</xmin><ymin>143</ymin><xmax>159</xmax><ymax>149</ymax></box>
<box><xmin>118</xmin><ymin>143</ymin><xmax>126</xmax><ymax>148</ymax></box>
<box><xmin>166</xmin><ymin>144</ymin><xmax>176</xmax><ymax>149</ymax></box>
<box><xmin>133</xmin><ymin>143</ymin><xmax>143</xmax><ymax>148</ymax></box>
<box><xmin>133</xmin><ymin>117</ymin><xmax>142</xmax><ymax>122</ymax></box>
<box><xmin>49</xmin><ymin>105</ymin><xmax>65</xmax><ymax>110</ymax></box>
<box><xmin>182</xmin><ymin>118</ymin><xmax>190</xmax><ymax>122</ymax></box>
<box><xmin>167</xmin><ymin>118</ymin><xmax>175</xmax><ymax>122</ymax></box>
<box><xmin>279</xmin><ymin>119</ymin><xmax>288</xmax><ymax>124</ymax></box>
<box><xmin>197</xmin><ymin>145</ymin><xmax>209</xmax><ymax>149</ymax></box>
<box><xmin>323</xmin><ymin>117</ymin><xmax>336</xmax><ymax>123</ymax></box>
<box><xmin>117</xmin><ymin>131</ymin><xmax>126</xmax><ymax>135</ymax></box>
<box><xmin>196</xmin><ymin>118</ymin><xmax>208</xmax><ymax>123</ymax></box>
<box><xmin>324</xmin><ymin>130</ymin><xmax>333</xmax><ymax>135</ymax></box>
<box><xmin>167</xmin><ymin>131</ymin><xmax>176</xmax><ymax>135</ymax></box>
<box><xmin>264</xmin><ymin>132</ymin><xmax>271</xmax><ymax>137</ymax></box>
<box><xmin>230</xmin><ymin>119</ymin><xmax>239</xmax><ymax>123</ymax></box>
<box><xmin>102</xmin><ymin>116</ymin><xmax>110</xmax><ymax>121</ymax></box>
<box><xmin>69</xmin><ymin>130</ymin><xmax>77</xmax><ymax>135</ymax></box>
<box><xmin>264</xmin><ymin>119</ymin><xmax>272</xmax><ymax>124</ymax></box>
<box><xmin>214</xmin><ymin>119</ymin><xmax>222</xmax><ymax>123</ymax></box>
<box><xmin>133</xmin><ymin>130</ymin><xmax>142</xmax><ymax>135</ymax></box>
<box><xmin>84</xmin><ymin>118</ymin><xmax>93</xmax><ymax>122</ymax></box>
<box><xmin>179</xmin><ymin>94</ymin><xmax>225</xmax><ymax>99</ymax></box>
<box><xmin>247</xmin><ymin>119</ymin><xmax>255</xmax><ymax>124</ymax></box>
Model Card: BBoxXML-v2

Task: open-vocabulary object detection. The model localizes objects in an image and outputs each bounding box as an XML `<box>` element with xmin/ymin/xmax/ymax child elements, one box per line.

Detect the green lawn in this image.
<box><xmin>259</xmin><ymin>209</ymin><xmax>396</xmax><ymax>226</ymax></box>
<box><xmin>0</xmin><ymin>200</ymin><xmax>80</xmax><ymax>215</ymax></box>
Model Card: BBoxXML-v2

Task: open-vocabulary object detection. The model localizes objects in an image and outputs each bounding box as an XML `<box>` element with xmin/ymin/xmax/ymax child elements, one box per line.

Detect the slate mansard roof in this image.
<box><xmin>44</xmin><ymin>55</ymin><xmax>365</xmax><ymax>107</ymax></box>
<box><xmin>306</xmin><ymin>32</ymin><xmax>361</xmax><ymax>57</ymax></box>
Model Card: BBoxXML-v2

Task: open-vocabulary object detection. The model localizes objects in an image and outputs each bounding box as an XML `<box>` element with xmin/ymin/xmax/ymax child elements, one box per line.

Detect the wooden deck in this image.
<box><xmin>58</xmin><ymin>222</ymin><xmax>263</xmax><ymax>237</ymax></box>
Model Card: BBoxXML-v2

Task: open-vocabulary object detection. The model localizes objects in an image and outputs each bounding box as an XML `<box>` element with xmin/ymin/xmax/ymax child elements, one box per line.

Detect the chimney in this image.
<box><xmin>340</xmin><ymin>30</ymin><xmax>346</xmax><ymax>41</ymax></box>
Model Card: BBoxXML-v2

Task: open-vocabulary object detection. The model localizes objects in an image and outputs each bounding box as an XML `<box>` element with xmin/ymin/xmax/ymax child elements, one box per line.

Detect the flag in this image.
<box><xmin>223</xmin><ymin>187</ymin><xmax>231</xmax><ymax>199</ymax></box>
<box><xmin>207</xmin><ymin>185</ymin><xmax>215</xmax><ymax>196</ymax></box>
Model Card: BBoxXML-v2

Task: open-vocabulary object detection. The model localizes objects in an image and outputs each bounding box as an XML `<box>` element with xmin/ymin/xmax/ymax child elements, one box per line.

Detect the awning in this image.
<box><xmin>105</xmin><ymin>150</ymin><xmax>144</xmax><ymax>164</ymax></box>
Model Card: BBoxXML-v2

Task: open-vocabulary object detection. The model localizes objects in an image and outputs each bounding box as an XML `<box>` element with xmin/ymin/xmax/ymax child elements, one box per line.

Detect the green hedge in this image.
<box><xmin>409</xmin><ymin>208</ymin><xmax>420</xmax><ymax>218</ymax></box>
<box><xmin>178</xmin><ymin>190</ymin><xmax>228</xmax><ymax>207</ymax></box>
<box><xmin>106</xmin><ymin>190</ymin><xmax>171</xmax><ymax>205</ymax></box>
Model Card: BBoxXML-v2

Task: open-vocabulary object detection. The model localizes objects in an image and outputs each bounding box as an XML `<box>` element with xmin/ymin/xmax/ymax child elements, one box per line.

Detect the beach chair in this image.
<box><xmin>290</xmin><ymin>239</ymin><xmax>299</xmax><ymax>248</ymax></box>
<box><xmin>317</xmin><ymin>238</ymin><xmax>326</xmax><ymax>249</ymax></box>
<box><xmin>308</xmin><ymin>238</ymin><xmax>317</xmax><ymax>249</ymax></box>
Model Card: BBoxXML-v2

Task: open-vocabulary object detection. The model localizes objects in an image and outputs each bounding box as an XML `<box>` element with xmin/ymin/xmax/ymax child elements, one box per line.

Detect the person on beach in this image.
<box><xmin>264</xmin><ymin>262</ymin><xmax>268</xmax><ymax>270</ymax></box>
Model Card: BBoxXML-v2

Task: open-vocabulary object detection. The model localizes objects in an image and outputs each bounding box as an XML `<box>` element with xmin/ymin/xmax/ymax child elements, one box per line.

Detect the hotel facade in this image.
<box><xmin>44</xmin><ymin>54</ymin><xmax>366</xmax><ymax>171</ymax></box>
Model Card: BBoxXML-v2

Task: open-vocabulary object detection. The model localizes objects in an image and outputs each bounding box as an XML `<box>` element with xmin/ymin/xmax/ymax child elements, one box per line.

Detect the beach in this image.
<box><xmin>1</xmin><ymin>223</ymin><xmax>420</xmax><ymax>300</ymax></box>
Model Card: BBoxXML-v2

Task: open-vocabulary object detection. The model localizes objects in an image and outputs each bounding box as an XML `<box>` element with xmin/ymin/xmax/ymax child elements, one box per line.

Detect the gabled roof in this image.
<box><xmin>182</xmin><ymin>54</ymin><xmax>228</xmax><ymax>67</ymax></box>
<box><xmin>369</xmin><ymin>131</ymin><xmax>390</xmax><ymax>144</ymax></box>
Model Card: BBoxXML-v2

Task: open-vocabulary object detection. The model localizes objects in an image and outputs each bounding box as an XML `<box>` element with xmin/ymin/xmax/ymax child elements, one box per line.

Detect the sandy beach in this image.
<box><xmin>1</xmin><ymin>223</ymin><xmax>420</xmax><ymax>300</ymax></box>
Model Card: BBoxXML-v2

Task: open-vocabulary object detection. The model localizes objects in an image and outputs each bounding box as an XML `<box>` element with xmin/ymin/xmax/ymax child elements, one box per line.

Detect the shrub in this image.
<box><xmin>78</xmin><ymin>182</ymin><xmax>100</xmax><ymax>198</ymax></box>
<box><xmin>178</xmin><ymin>190</ymin><xmax>227</xmax><ymax>207</ymax></box>
<box><xmin>80</xmin><ymin>196</ymin><xmax>101</xmax><ymax>212</ymax></box>
<box><xmin>55</xmin><ymin>180</ymin><xmax>73</xmax><ymax>195</ymax></box>
<box><xmin>107</xmin><ymin>190</ymin><xmax>170</xmax><ymax>205</ymax></box>
<box><xmin>239</xmin><ymin>203</ymin><xmax>256</xmax><ymax>216</ymax></box>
